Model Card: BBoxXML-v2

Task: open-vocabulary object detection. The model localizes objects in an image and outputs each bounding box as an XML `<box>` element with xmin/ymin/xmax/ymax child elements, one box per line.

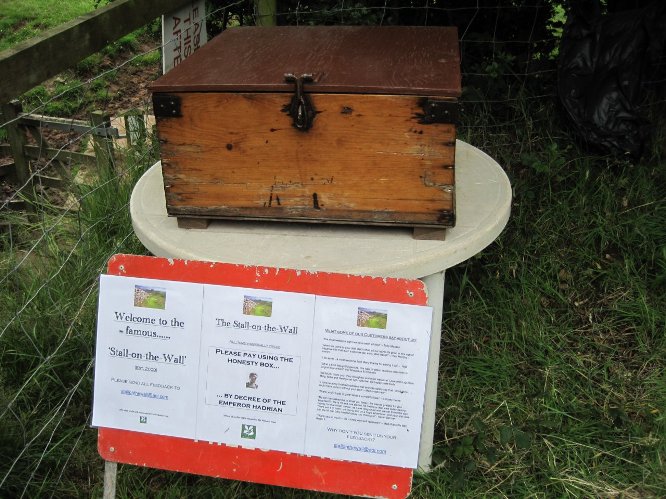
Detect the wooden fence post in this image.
<box><xmin>90</xmin><ymin>110</ymin><xmax>115</xmax><ymax>172</ymax></box>
<box><xmin>102</xmin><ymin>460</ymin><xmax>117</xmax><ymax>499</ymax></box>
<box><xmin>255</xmin><ymin>0</ymin><xmax>277</xmax><ymax>26</ymax></box>
<box><xmin>1</xmin><ymin>101</ymin><xmax>36</xmax><ymax>216</ymax></box>
<box><xmin>1</xmin><ymin>101</ymin><xmax>31</xmax><ymax>188</ymax></box>
<box><xmin>123</xmin><ymin>111</ymin><xmax>146</xmax><ymax>147</ymax></box>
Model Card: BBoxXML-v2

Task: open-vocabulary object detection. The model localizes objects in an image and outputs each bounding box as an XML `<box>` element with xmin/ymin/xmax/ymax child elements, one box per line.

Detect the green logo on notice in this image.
<box><xmin>139</xmin><ymin>416</ymin><xmax>147</xmax><ymax>424</ymax></box>
<box><xmin>241</xmin><ymin>424</ymin><xmax>256</xmax><ymax>439</ymax></box>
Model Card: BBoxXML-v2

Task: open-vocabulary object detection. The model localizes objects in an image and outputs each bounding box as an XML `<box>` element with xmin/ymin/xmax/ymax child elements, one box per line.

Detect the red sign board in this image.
<box><xmin>97</xmin><ymin>254</ymin><xmax>428</xmax><ymax>498</ymax></box>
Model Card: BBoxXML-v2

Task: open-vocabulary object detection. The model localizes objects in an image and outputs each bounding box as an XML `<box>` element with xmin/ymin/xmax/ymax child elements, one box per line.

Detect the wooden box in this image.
<box><xmin>150</xmin><ymin>26</ymin><xmax>461</xmax><ymax>233</ymax></box>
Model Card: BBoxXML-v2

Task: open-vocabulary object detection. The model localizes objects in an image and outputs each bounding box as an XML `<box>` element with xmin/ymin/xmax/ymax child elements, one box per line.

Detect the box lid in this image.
<box><xmin>150</xmin><ymin>26</ymin><xmax>461</xmax><ymax>97</ymax></box>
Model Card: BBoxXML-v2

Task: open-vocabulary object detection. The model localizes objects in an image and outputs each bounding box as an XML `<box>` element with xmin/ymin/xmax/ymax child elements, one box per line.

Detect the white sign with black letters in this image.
<box><xmin>92</xmin><ymin>275</ymin><xmax>431</xmax><ymax>468</ymax></box>
<box><xmin>161</xmin><ymin>0</ymin><xmax>207</xmax><ymax>74</ymax></box>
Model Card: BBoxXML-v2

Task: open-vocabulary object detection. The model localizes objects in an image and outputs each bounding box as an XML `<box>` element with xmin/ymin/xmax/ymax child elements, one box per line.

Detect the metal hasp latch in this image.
<box><xmin>284</xmin><ymin>73</ymin><xmax>316</xmax><ymax>131</ymax></box>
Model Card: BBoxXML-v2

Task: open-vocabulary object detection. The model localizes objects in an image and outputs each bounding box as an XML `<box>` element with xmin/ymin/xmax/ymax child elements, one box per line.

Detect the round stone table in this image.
<box><xmin>130</xmin><ymin>140</ymin><xmax>511</xmax><ymax>470</ymax></box>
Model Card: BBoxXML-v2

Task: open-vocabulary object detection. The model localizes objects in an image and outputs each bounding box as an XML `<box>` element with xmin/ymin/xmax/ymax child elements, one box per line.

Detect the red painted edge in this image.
<box><xmin>98</xmin><ymin>254</ymin><xmax>428</xmax><ymax>498</ymax></box>
<box><xmin>98</xmin><ymin>429</ymin><xmax>413</xmax><ymax>499</ymax></box>
<box><xmin>106</xmin><ymin>254</ymin><xmax>428</xmax><ymax>305</ymax></box>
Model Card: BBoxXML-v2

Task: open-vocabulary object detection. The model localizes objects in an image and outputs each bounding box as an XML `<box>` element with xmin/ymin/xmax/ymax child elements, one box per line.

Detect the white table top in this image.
<box><xmin>130</xmin><ymin>140</ymin><xmax>511</xmax><ymax>279</ymax></box>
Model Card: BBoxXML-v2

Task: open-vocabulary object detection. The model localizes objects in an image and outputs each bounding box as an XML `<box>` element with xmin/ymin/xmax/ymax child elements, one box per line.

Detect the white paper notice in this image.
<box><xmin>304</xmin><ymin>296</ymin><xmax>432</xmax><ymax>468</ymax></box>
<box><xmin>92</xmin><ymin>275</ymin><xmax>203</xmax><ymax>438</ymax></box>
<box><xmin>92</xmin><ymin>274</ymin><xmax>432</xmax><ymax>468</ymax></box>
<box><xmin>195</xmin><ymin>285</ymin><xmax>315</xmax><ymax>453</ymax></box>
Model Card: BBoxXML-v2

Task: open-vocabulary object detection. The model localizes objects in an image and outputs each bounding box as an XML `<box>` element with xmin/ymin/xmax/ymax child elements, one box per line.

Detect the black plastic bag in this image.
<box><xmin>557</xmin><ymin>1</ymin><xmax>666</xmax><ymax>157</ymax></box>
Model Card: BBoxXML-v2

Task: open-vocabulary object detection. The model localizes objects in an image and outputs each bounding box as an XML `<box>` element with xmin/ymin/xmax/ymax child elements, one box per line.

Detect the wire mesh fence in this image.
<box><xmin>1</xmin><ymin>1</ymin><xmax>664</xmax><ymax>497</ymax></box>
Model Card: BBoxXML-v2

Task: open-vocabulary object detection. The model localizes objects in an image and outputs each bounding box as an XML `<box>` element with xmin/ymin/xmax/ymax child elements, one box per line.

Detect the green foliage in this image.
<box><xmin>20</xmin><ymin>67</ymin><xmax>127</xmax><ymax>116</ymax></box>
<box><xmin>0</xmin><ymin>137</ymin><xmax>155</xmax><ymax>496</ymax></box>
<box><xmin>286</xmin><ymin>2</ymin><xmax>384</xmax><ymax>26</ymax></box>
<box><xmin>3</xmin><ymin>91</ymin><xmax>663</xmax><ymax>498</ymax></box>
<box><xmin>0</xmin><ymin>0</ymin><xmax>97</xmax><ymax>52</ymax></box>
<box><xmin>1</xmin><ymin>0</ymin><xmax>160</xmax><ymax>116</ymax></box>
<box><xmin>75</xmin><ymin>53</ymin><xmax>105</xmax><ymax>73</ymax></box>
<box><xmin>131</xmin><ymin>51</ymin><xmax>161</xmax><ymax>67</ymax></box>
<box><xmin>24</xmin><ymin>78</ymin><xmax>88</xmax><ymax>116</ymax></box>
<box><xmin>144</xmin><ymin>294</ymin><xmax>166</xmax><ymax>309</ymax></box>
<box><xmin>521</xmin><ymin>142</ymin><xmax>568</xmax><ymax>174</ymax></box>
<box><xmin>105</xmin><ymin>32</ymin><xmax>141</xmax><ymax>56</ymax></box>
<box><xmin>421</xmin><ymin>88</ymin><xmax>666</xmax><ymax>496</ymax></box>
<box><xmin>365</xmin><ymin>314</ymin><xmax>387</xmax><ymax>329</ymax></box>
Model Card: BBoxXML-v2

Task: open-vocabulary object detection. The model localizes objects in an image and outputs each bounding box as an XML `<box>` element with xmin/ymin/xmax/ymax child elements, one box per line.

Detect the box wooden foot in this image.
<box><xmin>177</xmin><ymin>217</ymin><xmax>210</xmax><ymax>229</ymax></box>
<box><xmin>412</xmin><ymin>227</ymin><xmax>446</xmax><ymax>241</ymax></box>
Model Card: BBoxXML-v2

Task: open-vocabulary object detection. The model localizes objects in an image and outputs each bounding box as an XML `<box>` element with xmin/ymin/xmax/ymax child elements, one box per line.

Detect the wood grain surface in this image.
<box><xmin>156</xmin><ymin>92</ymin><xmax>456</xmax><ymax>227</ymax></box>
<box><xmin>150</xmin><ymin>26</ymin><xmax>461</xmax><ymax>97</ymax></box>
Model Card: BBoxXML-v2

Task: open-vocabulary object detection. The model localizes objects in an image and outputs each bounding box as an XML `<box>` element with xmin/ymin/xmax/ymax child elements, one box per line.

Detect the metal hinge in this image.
<box><xmin>419</xmin><ymin>99</ymin><xmax>459</xmax><ymax>125</ymax></box>
<box><xmin>153</xmin><ymin>94</ymin><xmax>182</xmax><ymax>118</ymax></box>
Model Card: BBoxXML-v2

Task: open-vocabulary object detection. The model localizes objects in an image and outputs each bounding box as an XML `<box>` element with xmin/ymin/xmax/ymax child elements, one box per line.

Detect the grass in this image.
<box><xmin>1</xmin><ymin>0</ymin><xmax>160</xmax><ymax>118</ymax></box>
<box><xmin>249</xmin><ymin>302</ymin><xmax>273</xmax><ymax>317</ymax></box>
<box><xmin>1</xmin><ymin>92</ymin><xmax>663</xmax><ymax>497</ymax></box>
<box><xmin>17</xmin><ymin>28</ymin><xmax>158</xmax><ymax>117</ymax></box>
<box><xmin>0</xmin><ymin>138</ymin><xmax>156</xmax><ymax>497</ymax></box>
<box><xmin>364</xmin><ymin>314</ymin><xmax>388</xmax><ymax>329</ymax></box>
<box><xmin>0</xmin><ymin>0</ymin><xmax>97</xmax><ymax>52</ymax></box>
<box><xmin>419</xmin><ymin>94</ymin><xmax>666</xmax><ymax>497</ymax></box>
<box><xmin>135</xmin><ymin>290</ymin><xmax>167</xmax><ymax>310</ymax></box>
<box><xmin>130</xmin><ymin>50</ymin><xmax>162</xmax><ymax>67</ymax></box>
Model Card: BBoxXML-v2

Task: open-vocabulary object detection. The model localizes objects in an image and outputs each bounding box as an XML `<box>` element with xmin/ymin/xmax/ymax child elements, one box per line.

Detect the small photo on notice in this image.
<box><xmin>245</xmin><ymin>372</ymin><xmax>258</xmax><ymax>389</ymax></box>
<box><xmin>243</xmin><ymin>296</ymin><xmax>273</xmax><ymax>317</ymax></box>
<box><xmin>134</xmin><ymin>285</ymin><xmax>167</xmax><ymax>310</ymax></box>
<box><xmin>357</xmin><ymin>307</ymin><xmax>388</xmax><ymax>329</ymax></box>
